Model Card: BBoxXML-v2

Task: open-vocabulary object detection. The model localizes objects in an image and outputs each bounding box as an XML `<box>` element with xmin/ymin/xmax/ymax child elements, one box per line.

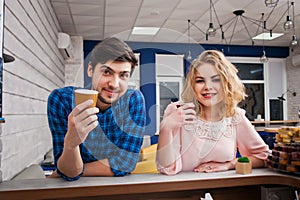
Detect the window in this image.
<box><xmin>234</xmin><ymin>63</ymin><xmax>265</xmax><ymax>121</ymax></box>
<box><xmin>229</xmin><ymin>57</ymin><xmax>287</xmax><ymax>121</ymax></box>
<box><xmin>156</xmin><ymin>77</ymin><xmax>183</xmax><ymax>122</ymax></box>
<box><xmin>156</xmin><ymin>54</ymin><xmax>184</xmax><ymax>133</ymax></box>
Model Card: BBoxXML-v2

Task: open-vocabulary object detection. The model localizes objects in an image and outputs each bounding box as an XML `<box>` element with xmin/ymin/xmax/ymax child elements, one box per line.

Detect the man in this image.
<box><xmin>47</xmin><ymin>37</ymin><xmax>146</xmax><ymax>181</ymax></box>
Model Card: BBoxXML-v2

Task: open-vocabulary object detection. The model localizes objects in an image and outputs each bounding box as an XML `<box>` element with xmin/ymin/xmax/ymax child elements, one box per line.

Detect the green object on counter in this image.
<box><xmin>237</xmin><ymin>157</ymin><xmax>250</xmax><ymax>163</ymax></box>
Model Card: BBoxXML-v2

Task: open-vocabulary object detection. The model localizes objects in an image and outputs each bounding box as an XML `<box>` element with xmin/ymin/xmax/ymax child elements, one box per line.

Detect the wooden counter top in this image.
<box><xmin>0</xmin><ymin>169</ymin><xmax>299</xmax><ymax>200</ymax></box>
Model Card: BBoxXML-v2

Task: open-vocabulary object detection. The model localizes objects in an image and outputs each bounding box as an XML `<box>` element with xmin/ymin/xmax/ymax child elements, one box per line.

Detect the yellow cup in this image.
<box><xmin>74</xmin><ymin>89</ymin><xmax>98</xmax><ymax>107</ymax></box>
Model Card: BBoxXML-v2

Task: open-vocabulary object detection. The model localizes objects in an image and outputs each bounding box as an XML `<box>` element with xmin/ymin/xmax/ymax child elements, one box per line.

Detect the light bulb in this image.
<box><xmin>206</xmin><ymin>23</ymin><xmax>216</xmax><ymax>37</ymax></box>
<box><xmin>260</xmin><ymin>51</ymin><xmax>268</xmax><ymax>63</ymax></box>
<box><xmin>290</xmin><ymin>35</ymin><xmax>299</xmax><ymax>48</ymax></box>
<box><xmin>186</xmin><ymin>50</ymin><xmax>192</xmax><ymax>60</ymax></box>
<box><xmin>283</xmin><ymin>16</ymin><xmax>294</xmax><ymax>31</ymax></box>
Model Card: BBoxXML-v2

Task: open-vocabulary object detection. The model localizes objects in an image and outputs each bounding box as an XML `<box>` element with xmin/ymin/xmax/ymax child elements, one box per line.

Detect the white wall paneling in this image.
<box><xmin>0</xmin><ymin>0</ymin><xmax>65</xmax><ymax>181</ymax></box>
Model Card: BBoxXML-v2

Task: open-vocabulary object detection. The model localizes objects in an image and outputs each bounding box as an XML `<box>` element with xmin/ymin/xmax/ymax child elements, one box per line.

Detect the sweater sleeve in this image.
<box><xmin>156</xmin><ymin>103</ymin><xmax>183</xmax><ymax>175</ymax></box>
<box><xmin>156</xmin><ymin>128</ymin><xmax>183</xmax><ymax>175</ymax></box>
<box><xmin>236</xmin><ymin>109</ymin><xmax>270</xmax><ymax>160</ymax></box>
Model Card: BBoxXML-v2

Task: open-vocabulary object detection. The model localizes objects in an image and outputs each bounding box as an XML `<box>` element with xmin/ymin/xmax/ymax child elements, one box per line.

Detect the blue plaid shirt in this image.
<box><xmin>47</xmin><ymin>86</ymin><xmax>146</xmax><ymax>180</ymax></box>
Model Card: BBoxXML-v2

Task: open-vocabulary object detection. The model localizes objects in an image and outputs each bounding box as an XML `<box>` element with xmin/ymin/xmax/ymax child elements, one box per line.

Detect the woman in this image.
<box><xmin>156</xmin><ymin>50</ymin><xmax>270</xmax><ymax>175</ymax></box>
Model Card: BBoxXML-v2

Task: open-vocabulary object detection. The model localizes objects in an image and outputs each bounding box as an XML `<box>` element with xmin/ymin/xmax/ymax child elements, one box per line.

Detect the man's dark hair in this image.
<box><xmin>89</xmin><ymin>37</ymin><xmax>138</xmax><ymax>75</ymax></box>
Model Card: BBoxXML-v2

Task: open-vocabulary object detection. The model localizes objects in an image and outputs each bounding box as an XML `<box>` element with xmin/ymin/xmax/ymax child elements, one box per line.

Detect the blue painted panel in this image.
<box><xmin>139</xmin><ymin>49</ymin><xmax>157</xmax><ymax>135</ymax></box>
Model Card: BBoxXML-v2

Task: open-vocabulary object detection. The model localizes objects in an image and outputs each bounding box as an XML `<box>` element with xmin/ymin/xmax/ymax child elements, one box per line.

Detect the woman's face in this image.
<box><xmin>193</xmin><ymin>63</ymin><xmax>224</xmax><ymax>109</ymax></box>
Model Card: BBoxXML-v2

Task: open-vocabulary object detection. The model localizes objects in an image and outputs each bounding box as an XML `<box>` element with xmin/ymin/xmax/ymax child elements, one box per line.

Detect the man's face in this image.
<box><xmin>88</xmin><ymin>60</ymin><xmax>131</xmax><ymax>110</ymax></box>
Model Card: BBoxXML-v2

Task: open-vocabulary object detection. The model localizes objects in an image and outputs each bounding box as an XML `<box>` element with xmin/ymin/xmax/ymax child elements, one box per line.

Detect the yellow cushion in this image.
<box><xmin>132</xmin><ymin>160</ymin><xmax>158</xmax><ymax>174</ymax></box>
<box><xmin>131</xmin><ymin>144</ymin><xmax>158</xmax><ymax>174</ymax></box>
<box><xmin>141</xmin><ymin>143</ymin><xmax>158</xmax><ymax>161</ymax></box>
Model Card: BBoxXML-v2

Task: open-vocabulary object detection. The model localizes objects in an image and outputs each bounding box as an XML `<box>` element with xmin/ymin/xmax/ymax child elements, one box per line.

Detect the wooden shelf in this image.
<box><xmin>251</xmin><ymin>120</ymin><xmax>300</xmax><ymax>126</ymax></box>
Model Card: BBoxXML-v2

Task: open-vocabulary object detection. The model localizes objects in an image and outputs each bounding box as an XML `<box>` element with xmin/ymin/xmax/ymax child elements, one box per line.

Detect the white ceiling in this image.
<box><xmin>50</xmin><ymin>0</ymin><xmax>300</xmax><ymax>47</ymax></box>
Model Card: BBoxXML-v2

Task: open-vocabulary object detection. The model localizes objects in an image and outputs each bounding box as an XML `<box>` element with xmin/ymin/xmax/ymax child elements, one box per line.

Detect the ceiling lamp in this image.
<box><xmin>186</xmin><ymin>50</ymin><xmax>192</xmax><ymax>61</ymax></box>
<box><xmin>265</xmin><ymin>0</ymin><xmax>279</xmax><ymax>7</ymax></box>
<box><xmin>289</xmin><ymin>1</ymin><xmax>298</xmax><ymax>51</ymax></box>
<box><xmin>283</xmin><ymin>0</ymin><xmax>294</xmax><ymax>31</ymax></box>
<box><xmin>186</xmin><ymin>19</ymin><xmax>192</xmax><ymax>61</ymax></box>
<box><xmin>260</xmin><ymin>50</ymin><xmax>269</xmax><ymax>63</ymax></box>
<box><xmin>207</xmin><ymin>23</ymin><xmax>216</xmax><ymax>37</ymax></box>
<box><xmin>290</xmin><ymin>35</ymin><xmax>298</xmax><ymax>48</ymax></box>
<box><xmin>206</xmin><ymin>0</ymin><xmax>217</xmax><ymax>40</ymax></box>
<box><xmin>187</xmin><ymin>0</ymin><xmax>297</xmax><ymax>48</ymax></box>
<box><xmin>284</xmin><ymin>16</ymin><xmax>294</xmax><ymax>31</ymax></box>
<box><xmin>220</xmin><ymin>9</ymin><xmax>261</xmax><ymax>45</ymax></box>
<box><xmin>260</xmin><ymin>13</ymin><xmax>268</xmax><ymax>63</ymax></box>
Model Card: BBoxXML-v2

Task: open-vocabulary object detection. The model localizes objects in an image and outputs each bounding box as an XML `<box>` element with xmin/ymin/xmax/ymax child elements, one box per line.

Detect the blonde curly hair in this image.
<box><xmin>181</xmin><ymin>50</ymin><xmax>246</xmax><ymax>117</ymax></box>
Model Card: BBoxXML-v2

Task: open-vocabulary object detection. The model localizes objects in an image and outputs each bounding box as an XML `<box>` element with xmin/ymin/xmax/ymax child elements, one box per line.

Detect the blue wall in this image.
<box><xmin>84</xmin><ymin>41</ymin><xmax>289</xmax><ymax>136</ymax></box>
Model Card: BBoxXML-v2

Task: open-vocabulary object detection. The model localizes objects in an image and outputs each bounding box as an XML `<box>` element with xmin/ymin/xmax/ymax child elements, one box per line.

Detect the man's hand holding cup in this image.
<box><xmin>65</xmin><ymin>89</ymin><xmax>100</xmax><ymax>149</ymax></box>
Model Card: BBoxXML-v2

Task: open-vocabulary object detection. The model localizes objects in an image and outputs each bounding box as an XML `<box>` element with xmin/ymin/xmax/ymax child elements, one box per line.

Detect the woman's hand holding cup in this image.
<box><xmin>163</xmin><ymin>101</ymin><xmax>196</xmax><ymax>130</ymax></box>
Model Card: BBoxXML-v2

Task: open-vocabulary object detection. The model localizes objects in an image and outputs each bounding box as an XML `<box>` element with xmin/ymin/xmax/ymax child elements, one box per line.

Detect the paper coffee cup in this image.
<box><xmin>74</xmin><ymin>89</ymin><xmax>98</xmax><ymax>107</ymax></box>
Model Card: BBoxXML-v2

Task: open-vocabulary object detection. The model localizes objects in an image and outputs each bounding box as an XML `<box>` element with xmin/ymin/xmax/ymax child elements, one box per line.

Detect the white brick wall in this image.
<box><xmin>286</xmin><ymin>50</ymin><xmax>300</xmax><ymax>120</ymax></box>
<box><xmin>0</xmin><ymin>0</ymin><xmax>64</xmax><ymax>181</ymax></box>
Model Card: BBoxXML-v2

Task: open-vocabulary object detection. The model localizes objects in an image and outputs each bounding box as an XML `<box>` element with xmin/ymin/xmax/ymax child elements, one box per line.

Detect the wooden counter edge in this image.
<box><xmin>0</xmin><ymin>171</ymin><xmax>299</xmax><ymax>200</ymax></box>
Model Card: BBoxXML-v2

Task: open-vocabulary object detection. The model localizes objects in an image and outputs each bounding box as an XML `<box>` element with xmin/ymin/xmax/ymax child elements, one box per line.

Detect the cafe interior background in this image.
<box><xmin>0</xmin><ymin>0</ymin><xmax>299</xmax><ymax>182</ymax></box>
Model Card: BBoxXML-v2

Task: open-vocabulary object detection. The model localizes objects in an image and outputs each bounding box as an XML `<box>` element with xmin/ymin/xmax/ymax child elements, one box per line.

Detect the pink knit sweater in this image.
<box><xmin>157</xmin><ymin>108</ymin><xmax>270</xmax><ymax>175</ymax></box>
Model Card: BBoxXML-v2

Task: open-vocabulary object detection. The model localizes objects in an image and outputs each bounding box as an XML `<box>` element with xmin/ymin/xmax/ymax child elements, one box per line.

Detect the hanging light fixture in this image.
<box><xmin>186</xmin><ymin>19</ymin><xmax>192</xmax><ymax>60</ymax></box>
<box><xmin>186</xmin><ymin>0</ymin><xmax>297</xmax><ymax>48</ymax></box>
<box><xmin>260</xmin><ymin>50</ymin><xmax>268</xmax><ymax>63</ymax></box>
<box><xmin>283</xmin><ymin>0</ymin><xmax>294</xmax><ymax>31</ymax></box>
<box><xmin>289</xmin><ymin>2</ymin><xmax>298</xmax><ymax>50</ymax></box>
<box><xmin>265</xmin><ymin>0</ymin><xmax>279</xmax><ymax>7</ymax></box>
<box><xmin>260</xmin><ymin>13</ymin><xmax>268</xmax><ymax>63</ymax></box>
<box><xmin>290</xmin><ymin>35</ymin><xmax>298</xmax><ymax>48</ymax></box>
<box><xmin>283</xmin><ymin>16</ymin><xmax>293</xmax><ymax>31</ymax></box>
<box><xmin>186</xmin><ymin>50</ymin><xmax>192</xmax><ymax>61</ymax></box>
<box><xmin>206</xmin><ymin>0</ymin><xmax>216</xmax><ymax>40</ymax></box>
